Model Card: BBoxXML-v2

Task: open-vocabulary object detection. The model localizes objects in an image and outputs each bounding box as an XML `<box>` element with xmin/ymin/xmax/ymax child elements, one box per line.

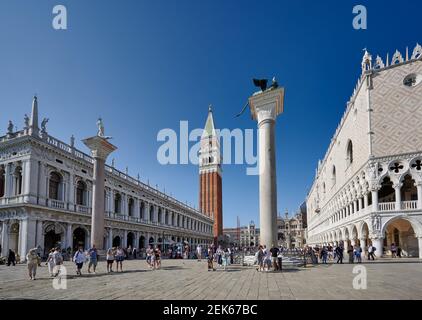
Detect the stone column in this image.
<box><xmin>107</xmin><ymin>228</ymin><xmax>113</xmax><ymax>249</ymax></box>
<box><xmin>371</xmin><ymin>237</ymin><xmax>384</xmax><ymax>258</ymax></box>
<box><xmin>83</xmin><ymin>134</ymin><xmax>117</xmax><ymax>250</ymax></box>
<box><xmin>416</xmin><ymin>183</ymin><xmax>422</xmax><ymax>210</ymax></box>
<box><xmin>394</xmin><ymin>183</ymin><xmax>402</xmax><ymax>211</ymax></box>
<box><xmin>358</xmin><ymin>198</ymin><xmax>363</xmax><ymax>213</ymax></box>
<box><xmin>4</xmin><ymin>163</ymin><xmax>12</xmax><ymax>198</ymax></box>
<box><xmin>35</xmin><ymin>220</ymin><xmax>44</xmax><ymax>251</ymax></box>
<box><xmin>18</xmin><ymin>219</ymin><xmax>29</xmax><ymax>261</ymax></box>
<box><xmin>360</xmin><ymin>237</ymin><xmax>367</xmax><ymax>258</ymax></box>
<box><xmin>248</xmin><ymin>87</ymin><xmax>284</xmax><ymax>248</ymax></box>
<box><xmin>66</xmin><ymin>224</ymin><xmax>72</xmax><ymax>250</ymax></box>
<box><xmin>1</xmin><ymin>221</ymin><xmax>9</xmax><ymax>256</ymax></box>
<box><xmin>418</xmin><ymin>237</ymin><xmax>422</xmax><ymax>259</ymax></box>
<box><xmin>371</xmin><ymin>189</ymin><xmax>379</xmax><ymax>211</ymax></box>
<box><xmin>364</xmin><ymin>193</ymin><xmax>369</xmax><ymax>209</ymax></box>
<box><xmin>123</xmin><ymin>230</ymin><xmax>128</xmax><ymax>248</ymax></box>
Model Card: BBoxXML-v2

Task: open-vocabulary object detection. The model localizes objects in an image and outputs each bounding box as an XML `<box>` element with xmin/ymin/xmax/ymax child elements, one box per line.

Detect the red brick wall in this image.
<box><xmin>199</xmin><ymin>171</ymin><xmax>223</xmax><ymax>240</ymax></box>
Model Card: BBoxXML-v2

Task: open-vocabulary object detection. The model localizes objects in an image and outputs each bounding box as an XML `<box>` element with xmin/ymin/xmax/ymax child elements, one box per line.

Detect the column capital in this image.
<box><xmin>82</xmin><ymin>136</ymin><xmax>117</xmax><ymax>160</ymax></box>
<box><xmin>248</xmin><ymin>87</ymin><xmax>284</xmax><ymax>124</ymax></box>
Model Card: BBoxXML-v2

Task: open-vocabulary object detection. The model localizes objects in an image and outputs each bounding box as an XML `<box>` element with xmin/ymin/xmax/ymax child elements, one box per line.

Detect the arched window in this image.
<box><xmin>76</xmin><ymin>181</ymin><xmax>87</xmax><ymax>206</ymax></box>
<box><xmin>114</xmin><ymin>193</ymin><xmax>122</xmax><ymax>214</ymax></box>
<box><xmin>149</xmin><ymin>205</ymin><xmax>154</xmax><ymax>222</ymax></box>
<box><xmin>0</xmin><ymin>165</ymin><xmax>5</xmax><ymax>197</ymax></box>
<box><xmin>332</xmin><ymin>166</ymin><xmax>336</xmax><ymax>187</ymax></box>
<box><xmin>140</xmin><ymin>202</ymin><xmax>145</xmax><ymax>220</ymax></box>
<box><xmin>128</xmin><ymin>198</ymin><xmax>134</xmax><ymax>217</ymax></box>
<box><xmin>347</xmin><ymin>140</ymin><xmax>353</xmax><ymax>166</ymax></box>
<box><xmin>49</xmin><ymin>172</ymin><xmax>62</xmax><ymax>200</ymax></box>
<box><xmin>165</xmin><ymin>211</ymin><xmax>169</xmax><ymax>225</ymax></box>
<box><xmin>14</xmin><ymin>166</ymin><xmax>23</xmax><ymax>195</ymax></box>
<box><xmin>158</xmin><ymin>208</ymin><xmax>162</xmax><ymax>224</ymax></box>
<box><xmin>322</xmin><ymin>182</ymin><xmax>326</xmax><ymax>195</ymax></box>
<box><xmin>378</xmin><ymin>177</ymin><xmax>395</xmax><ymax>203</ymax></box>
<box><xmin>401</xmin><ymin>175</ymin><xmax>417</xmax><ymax>201</ymax></box>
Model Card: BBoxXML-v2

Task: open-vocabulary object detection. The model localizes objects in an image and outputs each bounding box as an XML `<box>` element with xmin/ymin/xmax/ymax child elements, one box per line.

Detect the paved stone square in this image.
<box><xmin>0</xmin><ymin>258</ymin><xmax>421</xmax><ymax>300</ymax></box>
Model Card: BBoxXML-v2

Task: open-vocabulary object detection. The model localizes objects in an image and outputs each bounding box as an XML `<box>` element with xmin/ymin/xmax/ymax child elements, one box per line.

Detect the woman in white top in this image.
<box><xmin>46</xmin><ymin>248</ymin><xmax>55</xmax><ymax>277</ymax></box>
<box><xmin>106</xmin><ymin>247</ymin><xmax>116</xmax><ymax>273</ymax></box>
<box><xmin>73</xmin><ymin>247</ymin><xmax>86</xmax><ymax>276</ymax></box>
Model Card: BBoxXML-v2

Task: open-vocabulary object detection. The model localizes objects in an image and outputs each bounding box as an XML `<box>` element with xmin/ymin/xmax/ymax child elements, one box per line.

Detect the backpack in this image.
<box><xmin>372</xmin><ymin>247</ymin><xmax>376</xmax><ymax>252</ymax></box>
<box><xmin>54</xmin><ymin>252</ymin><xmax>63</xmax><ymax>265</ymax></box>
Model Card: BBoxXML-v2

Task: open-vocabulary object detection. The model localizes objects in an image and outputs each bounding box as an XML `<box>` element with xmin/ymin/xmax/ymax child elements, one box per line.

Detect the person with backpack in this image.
<box><xmin>354</xmin><ymin>244</ymin><xmax>362</xmax><ymax>263</ymax></box>
<box><xmin>52</xmin><ymin>247</ymin><xmax>63</xmax><ymax>276</ymax></box>
<box><xmin>73</xmin><ymin>246</ymin><xmax>86</xmax><ymax>276</ymax></box>
<box><xmin>367</xmin><ymin>244</ymin><xmax>376</xmax><ymax>260</ymax></box>
<box><xmin>87</xmin><ymin>245</ymin><xmax>98</xmax><ymax>274</ymax></box>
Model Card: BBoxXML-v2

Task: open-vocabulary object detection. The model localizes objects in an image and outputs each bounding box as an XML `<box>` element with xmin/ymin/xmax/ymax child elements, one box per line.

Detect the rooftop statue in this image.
<box><xmin>97</xmin><ymin>117</ymin><xmax>105</xmax><ymax>137</ymax></box>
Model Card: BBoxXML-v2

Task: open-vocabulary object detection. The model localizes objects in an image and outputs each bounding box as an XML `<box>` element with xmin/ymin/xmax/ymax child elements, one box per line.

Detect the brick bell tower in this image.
<box><xmin>199</xmin><ymin>105</ymin><xmax>223</xmax><ymax>242</ymax></box>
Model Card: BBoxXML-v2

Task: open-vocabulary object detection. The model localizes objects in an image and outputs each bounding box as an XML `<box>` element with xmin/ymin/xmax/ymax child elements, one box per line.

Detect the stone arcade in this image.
<box><xmin>306</xmin><ymin>44</ymin><xmax>422</xmax><ymax>258</ymax></box>
<box><xmin>0</xmin><ymin>97</ymin><xmax>214</xmax><ymax>260</ymax></box>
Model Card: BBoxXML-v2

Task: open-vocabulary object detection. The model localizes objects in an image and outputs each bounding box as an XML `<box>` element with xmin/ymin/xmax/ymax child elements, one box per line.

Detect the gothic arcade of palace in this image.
<box><xmin>0</xmin><ymin>98</ymin><xmax>214</xmax><ymax>258</ymax></box>
<box><xmin>306</xmin><ymin>44</ymin><xmax>422</xmax><ymax>259</ymax></box>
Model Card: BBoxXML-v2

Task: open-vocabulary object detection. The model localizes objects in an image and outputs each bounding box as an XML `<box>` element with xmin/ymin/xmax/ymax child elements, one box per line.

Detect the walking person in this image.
<box><xmin>73</xmin><ymin>246</ymin><xmax>85</xmax><ymax>276</ymax></box>
<box><xmin>36</xmin><ymin>245</ymin><xmax>42</xmax><ymax>266</ymax></box>
<box><xmin>106</xmin><ymin>247</ymin><xmax>115</xmax><ymax>273</ymax></box>
<box><xmin>132</xmin><ymin>247</ymin><xmax>137</xmax><ymax>260</ymax></box>
<box><xmin>26</xmin><ymin>248</ymin><xmax>39</xmax><ymax>280</ymax></box>
<box><xmin>115</xmin><ymin>246</ymin><xmax>125</xmax><ymax>272</ymax></box>
<box><xmin>150</xmin><ymin>247</ymin><xmax>156</xmax><ymax>270</ymax></box>
<box><xmin>354</xmin><ymin>244</ymin><xmax>362</xmax><ymax>263</ymax></box>
<box><xmin>146</xmin><ymin>245</ymin><xmax>152</xmax><ymax>267</ymax></box>
<box><xmin>52</xmin><ymin>247</ymin><xmax>63</xmax><ymax>276</ymax></box>
<box><xmin>154</xmin><ymin>246</ymin><xmax>161</xmax><ymax>269</ymax></box>
<box><xmin>87</xmin><ymin>245</ymin><xmax>98</xmax><ymax>274</ymax></box>
<box><xmin>367</xmin><ymin>244</ymin><xmax>375</xmax><ymax>260</ymax></box>
<box><xmin>207</xmin><ymin>246</ymin><xmax>215</xmax><ymax>271</ymax></box>
<box><xmin>7</xmin><ymin>249</ymin><xmax>16</xmax><ymax>266</ymax></box>
<box><xmin>391</xmin><ymin>243</ymin><xmax>397</xmax><ymax>258</ymax></box>
<box><xmin>46</xmin><ymin>248</ymin><xmax>56</xmax><ymax>277</ymax></box>
<box><xmin>270</xmin><ymin>244</ymin><xmax>279</xmax><ymax>271</ymax></box>
<box><xmin>222</xmin><ymin>248</ymin><xmax>229</xmax><ymax>270</ymax></box>
<box><xmin>256</xmin><ymin>246</ymin><xmax>264</xmax><ymax>272</ymax></box>
<box><xmin>321</xmin><ymin>246</ymin><xmax>328</xmax><ymax>264</ymax></box>
<box><xmin>335</xmin><ymin>245</ymin><xmax>344</xmax><ymax>264</ymax></box>
<box><xmin>277</xmin><ymin>248</ymin><xmax>283</xmax><ymax>271</ymax></box>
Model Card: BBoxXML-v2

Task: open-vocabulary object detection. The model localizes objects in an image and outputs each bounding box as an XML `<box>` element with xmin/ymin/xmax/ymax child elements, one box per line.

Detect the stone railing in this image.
<box><xmin>401</xmin><ymin>200</ymin><xmax>418</xmax><ymax>210</ymax></box>
<box><xmin>48</xmin><ymin>199</ymin><xmax>65</xmax><ymax>210</ymax></box>
<box><xmin>378</xmin><ymin>202</ymin><xmax>395</xmax><ymax>211</ymax></box>
<box><xmin>76</xmin><ymin>205</ymin><xmax>91</xmax><ymax>214</ymax></box>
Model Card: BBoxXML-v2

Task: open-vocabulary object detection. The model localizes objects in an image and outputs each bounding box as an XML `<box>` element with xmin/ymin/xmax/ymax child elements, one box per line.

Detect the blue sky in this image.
<box><xmin>0</xmin><ymin>0</ymin><xmax>420</xmax><ymax>228</ymax></box>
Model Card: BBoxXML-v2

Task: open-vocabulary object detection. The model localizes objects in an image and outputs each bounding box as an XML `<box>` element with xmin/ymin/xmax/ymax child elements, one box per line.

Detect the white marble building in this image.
<box><xmin>0</xmin><ymin>97</ymin><xmax>214</xmax><ymax>259</ymax></box>
<box><xmin>306</xmin><ymin>44</ymin><xmax>422</xmax><ymax>258</ymax></box>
